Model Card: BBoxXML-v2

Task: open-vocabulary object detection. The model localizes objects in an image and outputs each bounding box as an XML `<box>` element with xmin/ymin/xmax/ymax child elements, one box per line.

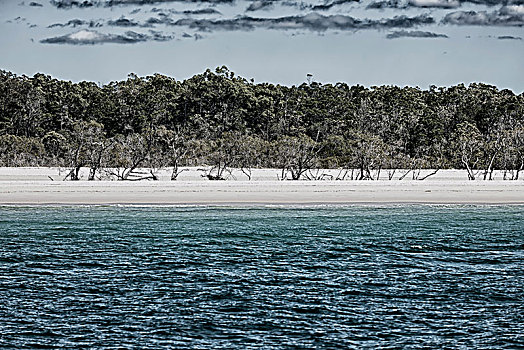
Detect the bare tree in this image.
<box><xmin>87</xmin><ymin>137</ymin><xmax>112</xmax><ymax>181</ymax></box>
<box><xmin>233</xmin><ymin>134</ymin><xmax>267</xmax><ymax>181</ymax></box>
<box><xmin>105</xmin><ymin>133</ymin><xmax>158</xmax><ymax>181</ymax></box>
<box><xmin>501</xmin><ymin>125</ymin><xmax>524</xmax><ymax>180</ymax></box>
<box><xmin>481</xmin><ymin>130</ymin><xmax>502</xmax><ymax>181</ymax></box>
<box><xmin>273</xmin><ymin>134</ymin><xmax>322</xmax><ymax>180</ymax></box>
<box><xmin>200</xmin><ymin>135</ymin><xmax>236</xmax><ymax>180</ymax></box>
<box><xmin>455</xmin><ymin>122</ymin><xmax>483</xmax><ymax>180</ymax></box>
<box><xmin>348</xmin><ymin>132</ymin><xmax>386</xmax><ymax>181</ymax></box>
<box><xmin>155</xmin><ymin>126</ymin><xmax>190</xmax><ymax>180</ymax></box>
<box><xmin>62</xmin><ymin>120</ymin><xmax>105</xmax><ymax>181</ymax></box>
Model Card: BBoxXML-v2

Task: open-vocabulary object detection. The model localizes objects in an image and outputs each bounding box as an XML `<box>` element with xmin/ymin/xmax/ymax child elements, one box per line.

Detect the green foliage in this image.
<box><xmin>0</xmin><ymin>68</ymin><xmax>523</xmax><ymax>180</ymax></box>
<box><xmin>0</xmin><ymin>134</ymin><xmax>44</xmax><ymax>166</ymax></box>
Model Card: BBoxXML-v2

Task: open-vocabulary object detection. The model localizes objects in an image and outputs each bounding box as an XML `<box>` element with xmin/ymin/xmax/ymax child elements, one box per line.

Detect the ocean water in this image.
<box><xmin>0</xmin><ymin>205</ymin><xmax>523</xmax><ymax>349</ymax></box>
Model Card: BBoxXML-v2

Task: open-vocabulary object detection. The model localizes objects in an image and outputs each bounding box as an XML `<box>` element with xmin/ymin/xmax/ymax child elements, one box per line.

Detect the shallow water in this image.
<box><xmin>0</xmin><ymin>205</ymin><xmax>523</xmax><ymax>349</ymax></box>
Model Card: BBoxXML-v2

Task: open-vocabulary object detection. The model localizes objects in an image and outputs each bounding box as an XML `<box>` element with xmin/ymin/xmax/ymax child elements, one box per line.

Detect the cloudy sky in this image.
<box><xmin>0</xmin><ymin>0</ymin><xmax>522</xmax><ymax>91</ymax></box>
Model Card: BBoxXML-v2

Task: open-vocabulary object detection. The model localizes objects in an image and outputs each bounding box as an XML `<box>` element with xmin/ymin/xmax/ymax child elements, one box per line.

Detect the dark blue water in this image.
<box><xmin>0</xmin><ymin>205</ymin><xmax>523</xmax><ymax>349</ymax></box>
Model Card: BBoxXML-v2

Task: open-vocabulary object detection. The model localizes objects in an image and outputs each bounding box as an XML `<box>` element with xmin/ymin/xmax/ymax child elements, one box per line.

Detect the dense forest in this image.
<box><xmin>1</xmin><ymin>67</ymin><xmax>523</xmax><ymax>180</ymax></box>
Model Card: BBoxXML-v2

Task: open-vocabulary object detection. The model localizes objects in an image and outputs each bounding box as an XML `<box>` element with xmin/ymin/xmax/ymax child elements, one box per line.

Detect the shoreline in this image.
<box><xmin>1</xmin><ymin>168</ymin><xmax>524</xmax><ymax>205</ymax></box>
<box><xmin>3</xmin><ymin>203</ymin><xmax>524</xmax><ymax>207</ymax></box>
<box><xmin>2</xmin><ymin>180</ymin><xmax>524</xmax><ymax>206</ymax></box>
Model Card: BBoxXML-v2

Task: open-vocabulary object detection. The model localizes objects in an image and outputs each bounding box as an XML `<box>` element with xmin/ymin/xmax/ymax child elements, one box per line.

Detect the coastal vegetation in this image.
<box><xmin>1</xmin><ymin>67</ymin><xmax>523</xmax><ymax>180</ymax></box>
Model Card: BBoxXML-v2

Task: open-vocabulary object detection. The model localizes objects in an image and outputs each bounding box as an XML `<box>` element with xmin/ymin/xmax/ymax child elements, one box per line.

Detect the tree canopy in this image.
<box><xmin>1</xmin><ymin>67</ymin><xmax>523</xmax><ymax>180</ymax></box>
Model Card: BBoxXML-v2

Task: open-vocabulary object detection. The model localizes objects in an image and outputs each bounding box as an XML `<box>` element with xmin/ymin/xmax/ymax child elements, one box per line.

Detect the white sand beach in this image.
<box><xmin>0</xmin><ymin>167</ymin><xmax>523</xmax><ymax>205</ymax></box>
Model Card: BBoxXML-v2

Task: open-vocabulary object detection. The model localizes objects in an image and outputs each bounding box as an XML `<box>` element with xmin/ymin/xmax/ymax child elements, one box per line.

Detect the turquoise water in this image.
<box><xmin>0</xmin><ymin>205</ymin><xmax>523</xmax><ymax>349</ymax></box>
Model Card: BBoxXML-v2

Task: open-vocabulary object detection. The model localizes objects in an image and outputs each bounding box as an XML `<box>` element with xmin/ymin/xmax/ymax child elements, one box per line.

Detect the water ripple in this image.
<box><xmin>0</xmin><ymin>205</ymin><xmax>523</xmax><ymax>349</ymax></box>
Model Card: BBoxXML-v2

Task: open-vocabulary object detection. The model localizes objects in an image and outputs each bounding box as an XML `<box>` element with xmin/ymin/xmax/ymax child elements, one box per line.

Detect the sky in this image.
<box><xmin>0</xmin><ymin>0</ymin><xmax>522</xmax><ymax>92</ymax></box>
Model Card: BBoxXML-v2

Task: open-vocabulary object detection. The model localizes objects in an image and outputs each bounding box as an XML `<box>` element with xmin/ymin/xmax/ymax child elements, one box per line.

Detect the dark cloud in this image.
<box><xmin>29</xmin><ymin>1</ymin><xmax>43</xmax><ymax>6</ymax></box>
<box><xmin>180</xmin><ymin>32</ymin><xmax>204</xmax><ymax>39</ymax></box>
<box><xmin>38</xmin><ymin>0</ymin><xmax>522</xmax><ymax>44</ymax></box>
<box><xmin>48</xmin><ymin>19</ymin><xmax>87</xmax><ymax>27</ymax></box>
<box><xmin>106</xmin><ymin>0</ymin><xmax>233</xmax><ymax>4</ymax></box>
<box><xmin>107</xmin><ymin>16</ymin><xmax>144</xmax><ymax>27</ymax></box>
<box><xmin>252</xmin><ymin>0</ymin><xmax>360</xmax><ymax>11</ymax></box>
<box><xmin>47</xmin><ymin>19</ymin><xmax>103</xmax><ymax>27</ymax></box>
<box><xmin>147</xmin><ymin>29</ymin><xmax>174</xmax><ymax>40</ymax></box>
<box><xmin>466</xmin><ymin>0</ymin><xmax>524</xmax><ymax>5</ymax></box>
<box><xmin>367</xmin><ymin>0</ymin><xmax>459</xmax><ymax>9</ymax></box>
<box><xmin>150</xmin><ymin>7</ymin><xmax>169</xmax><ymax>15</ymax></box>
<box><xmin>183</xmin><ymin>8</ymin><xmax>221</xmax><ymax>14</ymax></box>
<box><xmin>442</xmin><ymin>7</ymin><xmax>524</xmax><ymax>26</ymax></box>
<box><xmin>498</xmin><ymin>34</ymin><xmax>522</xmax><ymax>38</ymax></box>
<box><xmin>145</xmin><ymin>16</ymin><xmax>173</xmax><ymax>25</ymax></box>
<box><xmin>367</xmin><ymin>0</ymin><xmax>523</xmax><ymax>9</ymax></box>
<box><xmin>50</xmin><ymin>0</ymin><xmax>95</xmax><ymax>8</ymax></box>
<box><xmin>280</xmin><ymin>1</ymin><xmax>313</xmax><ymax>10</ymax></box>
<box><xmin>386</xmin><ymin>29</ymin><xmax>448</xmax><ymax>38</ymax></box>
<box><xmin>408</xmin><ymin>0</ymin><xmax>459</xmax><ymax>8</ymax></box>
<box><xmin>166</xmin><ymin>12</ymin><xmax>435</xmax><ymax>32</ymax></box>
<box><xmin>50</xmin><ymin>0</ymin><xmax>233</xmax><ymax>8</ymax></box>
<box><xmin>40</xmin><ymin>29</ymin><xmax>173</xmax><ymax>44</ymax></box>
<box><xmin>246</xmin><ymin>0</ymin><xmax>274</xmax><ymax>11</ymax></box>
<box><xmin>150</xmin><ymin>7</ymin><xmax>221</xmax><ymax>15</ymax></box>
<box><xmin>311</xmin><ymin>0</ymin><xmax>360</xmax><ymax>11</ymax></box>
<box><xmin>366</xmin><ymin>0</ymin><xmax>402</xmax><ymax>9</ymax></box>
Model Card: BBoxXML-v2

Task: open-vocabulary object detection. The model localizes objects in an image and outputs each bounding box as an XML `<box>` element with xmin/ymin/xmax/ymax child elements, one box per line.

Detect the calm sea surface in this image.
<box><xmin>0</xmin><ymin>205</ymin><xmax>523</xmax><ymax>349</ymax></box>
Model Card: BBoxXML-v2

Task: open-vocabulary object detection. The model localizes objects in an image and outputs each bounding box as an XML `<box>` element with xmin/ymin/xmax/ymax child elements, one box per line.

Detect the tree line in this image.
<box><xmin>1</xmin><ymin>66</ymin><xmax>523</xmax><ymax>180</ymax></box>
